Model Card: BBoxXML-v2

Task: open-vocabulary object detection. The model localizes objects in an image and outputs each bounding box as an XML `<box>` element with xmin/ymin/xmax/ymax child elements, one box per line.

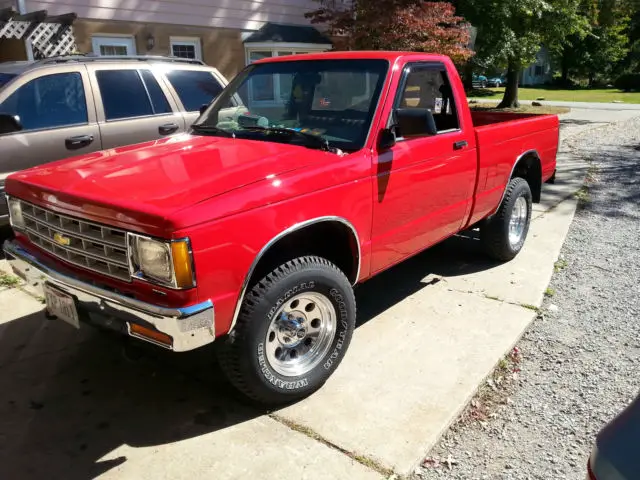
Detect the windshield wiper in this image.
<box><xmin>190</xmin><ymin>124</ymin><xmax>233</xmax><ymax>137</ymax></box>
<box><xmin>240</xmin><ymin>126</ymin><xmax>331</xmax><ymax>151</ymax></box>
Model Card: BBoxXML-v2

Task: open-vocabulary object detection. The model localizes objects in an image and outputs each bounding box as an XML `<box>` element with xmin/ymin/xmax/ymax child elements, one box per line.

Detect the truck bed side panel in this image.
<box><xmin>469</xmin><ymin>114</ymin><xmax>559</xmax><ymax>226</ymax></box>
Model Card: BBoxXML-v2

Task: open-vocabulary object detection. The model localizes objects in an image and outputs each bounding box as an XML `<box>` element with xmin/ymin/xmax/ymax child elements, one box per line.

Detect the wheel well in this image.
<box><xmin>248</xmin><ymin>221</ymin><xmax>360</xmax><ymax>288</ymax></box>
<box><xmin>512</xmin><ymin>153</ymin><xmax>542</xmax><ymax>203</ymax></box>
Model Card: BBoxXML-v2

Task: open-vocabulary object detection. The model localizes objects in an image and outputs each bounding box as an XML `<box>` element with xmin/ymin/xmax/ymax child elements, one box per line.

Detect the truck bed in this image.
<box><xmin>467</xmin><ymin>111</ymin><xmax>560</xmax><ymax>227</ymax></box>
<box><xmin>470</xmin><ymin>111</ymin><xmax>552</xmax><ymax>127</ymax></box>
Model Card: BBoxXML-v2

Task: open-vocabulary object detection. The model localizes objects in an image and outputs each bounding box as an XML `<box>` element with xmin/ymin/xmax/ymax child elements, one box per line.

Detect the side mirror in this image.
<box><xmin>199</xmin><ymin>103</ymin><xmax>209</xmax><ymax>115</ymax></box>
<box><xmin>378</xmin><ymin>128</ymin><xmax>396</xmax><ymax>151</ymax></box>
<box><xmin>0</xmin><ymin>113</ymin><xmax>22</xmax><ymax>135</ymax></box>
<box><xmin>395</xmin><ymin>108</ymin><xmax>438</xmax><ymax>137</ymax></box>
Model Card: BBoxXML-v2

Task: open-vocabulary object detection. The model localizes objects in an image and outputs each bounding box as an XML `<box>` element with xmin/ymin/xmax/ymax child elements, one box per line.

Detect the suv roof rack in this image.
<box><xmin>36</xmin><ymin>54</ymin><xmax>206</xmax><ymax>66</ymax></box>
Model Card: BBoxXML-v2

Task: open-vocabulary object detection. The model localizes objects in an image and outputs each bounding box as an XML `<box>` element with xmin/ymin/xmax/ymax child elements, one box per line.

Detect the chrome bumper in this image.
<box><xmin>3</xmin><ymin>240</ymin><xmax>215</xmax><ymax>352</ymax></box>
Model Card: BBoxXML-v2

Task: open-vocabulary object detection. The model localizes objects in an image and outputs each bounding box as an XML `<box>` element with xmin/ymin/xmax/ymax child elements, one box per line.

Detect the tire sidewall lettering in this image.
<box><xmin>266</xmin><ymin>281</ymin><xmax>315</xmax><ymax>321</ymax></box>
<box><xmin>323</xmin><ymin>288</ymin><xmax>349</xmax><ymax>371</ymax></box>
<box><xmin>257</xmin><ymin>342</ymin><xmax>309</xmax><ymax>390</ymax></box>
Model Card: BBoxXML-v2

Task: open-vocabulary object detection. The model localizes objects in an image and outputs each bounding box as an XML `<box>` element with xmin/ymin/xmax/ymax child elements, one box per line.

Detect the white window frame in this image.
<box><xmin>170</xmin><ymin>36</ymin><xmax>202</xmax><ymax>61</ymax></box>
<box><xmin>91</xmin><ymin>35</ymin><xmax>137</xmax><ymax>56</ymax></box>
<box><xmin>244</xmin><ymin>42</ymin><xmax>331</xmax><ymax>106</ymax></box>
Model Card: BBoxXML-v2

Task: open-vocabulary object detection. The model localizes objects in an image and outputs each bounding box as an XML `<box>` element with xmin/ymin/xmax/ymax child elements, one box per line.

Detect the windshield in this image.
<box><xmin>194</xmin><ymin>59</ymin><xmax>389</xmax><ymax>152</ymax></box>
<box><xmin>0</xmin><ymin>73</ymin><xmax>17</xmax><ymax>90</ymax></box>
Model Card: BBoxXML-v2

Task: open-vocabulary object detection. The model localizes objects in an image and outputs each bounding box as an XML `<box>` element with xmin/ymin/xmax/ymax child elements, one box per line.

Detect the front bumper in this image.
<box><xmin>3</xmin><ymin>240</ymin><xmax>215</xmax><ymax>352</ymax></box>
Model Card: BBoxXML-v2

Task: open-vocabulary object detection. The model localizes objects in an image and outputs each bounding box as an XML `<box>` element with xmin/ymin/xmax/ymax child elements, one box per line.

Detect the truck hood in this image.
<box><xmin>6</xmin><ymin>134</ymin><xmax>323</xmax><ymax>233</ymax></box>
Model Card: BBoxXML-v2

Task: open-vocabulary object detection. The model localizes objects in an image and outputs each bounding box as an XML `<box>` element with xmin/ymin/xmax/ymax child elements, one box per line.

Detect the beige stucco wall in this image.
<box><xmin>72</xmin><ymin>19</ymin><xmax>247</xmax><ymax>79</ymax></box>
<box><xmin>0</xmin><ymin>39</ymin><xmax>27</xmax><ymax>62</ymax></box>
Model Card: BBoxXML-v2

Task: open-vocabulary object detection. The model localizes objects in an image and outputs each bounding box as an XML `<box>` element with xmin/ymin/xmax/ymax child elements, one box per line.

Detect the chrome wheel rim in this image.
<box><xmin>509</xmin><ymin>196</ymin><xmax>528</xmax><ymax>247</ymax></box>
<box><xmin>265</xmin><ymin>292</ymin><xmax>337</xmax><ymax>377</ymax></box>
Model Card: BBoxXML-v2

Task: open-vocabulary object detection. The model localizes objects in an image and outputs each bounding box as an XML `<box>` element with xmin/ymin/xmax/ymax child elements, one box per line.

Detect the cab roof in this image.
<box><xmin>253</xmin><ymin>50</ymin><xmax>451</xmax><ymax>64</ymax></box>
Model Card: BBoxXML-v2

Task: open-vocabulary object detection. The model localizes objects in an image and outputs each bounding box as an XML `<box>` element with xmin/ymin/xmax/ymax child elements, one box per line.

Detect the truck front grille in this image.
<box><xmin>20</xmin><ymin>200</ymin><xmax>130</xmax><ymax>281</ymax></box>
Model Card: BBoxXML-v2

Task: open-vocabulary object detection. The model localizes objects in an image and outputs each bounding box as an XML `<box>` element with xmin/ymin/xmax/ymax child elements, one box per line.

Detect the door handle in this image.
<box><xmin>453</xmin><ymin>140</ymin><xmax>468</xmax><ymax>150</ymax></box>
<box><xmin>158</xmin><ymin>123</ymin><xmax>179</xmax><ymax>135</ymax></box>
<box><xmin>65</xmin><ymin>135</ymin><xmax>94</xmax><ymax>150</ymax></box>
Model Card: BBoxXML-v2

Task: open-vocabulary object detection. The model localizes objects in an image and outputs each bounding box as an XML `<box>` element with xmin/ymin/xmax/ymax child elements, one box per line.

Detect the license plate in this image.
<box><xmin>44</xmin><ymin>284</ymin><xmax>80</xmax><ymax>329</ymax></box>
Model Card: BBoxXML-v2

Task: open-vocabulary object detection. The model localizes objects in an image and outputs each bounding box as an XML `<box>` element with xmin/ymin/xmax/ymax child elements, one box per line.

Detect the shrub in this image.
<box><xmin>614</xmin><ymin>73</ymin><xmax>640</xmax><ymax>92</ymax></box>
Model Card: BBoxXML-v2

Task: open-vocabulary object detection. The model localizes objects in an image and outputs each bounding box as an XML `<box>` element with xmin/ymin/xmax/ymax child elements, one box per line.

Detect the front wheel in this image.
<box><xmin>216</xmin><ymin>256</ymin><xmax>356</xmax><ymax>406</ymax></box>
<box><xmin>481</xmin><ymin>177</ymin><xmax>533</xmax><ymax>261</ymax></box>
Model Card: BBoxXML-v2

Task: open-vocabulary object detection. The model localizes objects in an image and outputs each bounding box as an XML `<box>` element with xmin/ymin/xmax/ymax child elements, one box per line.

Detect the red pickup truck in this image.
<box><xmin>4</xmin><ymin>51</ymin><xmax>559</xmax><ymax>405</ymax></box>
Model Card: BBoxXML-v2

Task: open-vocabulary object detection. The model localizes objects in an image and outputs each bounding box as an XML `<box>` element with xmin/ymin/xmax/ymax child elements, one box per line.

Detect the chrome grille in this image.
<box><xmin>20</xmin><ymin>200</ymin><xmax>130</xmax><ymax>281</ymax></box>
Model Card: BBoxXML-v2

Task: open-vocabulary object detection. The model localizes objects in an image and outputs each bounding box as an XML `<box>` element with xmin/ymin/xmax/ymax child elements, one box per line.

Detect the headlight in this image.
<box><xmin>7</xmin><ymin>196</ymin><xmax>25</xmax><ymax>230</ymax></box>
<box><xmin>129</xmin><ymin>235</ymin><xmax>195</xmax><ymax>289</ymax></box>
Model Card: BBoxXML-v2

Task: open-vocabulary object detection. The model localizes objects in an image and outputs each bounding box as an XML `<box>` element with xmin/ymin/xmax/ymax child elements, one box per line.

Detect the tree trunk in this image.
<box><xmin>497</xmin><ymin>59</ymin><xmax>521</xmax><ymax>109</ymax></box>
<box><xmin>561</xmin><ymin>47</ymin><xmax>570</xmax><ymax>86</ymax></box>
<box><xmin>463</xmin><ymin>61</ymin><xmax>474</xmax><ymax>91</ymax></box>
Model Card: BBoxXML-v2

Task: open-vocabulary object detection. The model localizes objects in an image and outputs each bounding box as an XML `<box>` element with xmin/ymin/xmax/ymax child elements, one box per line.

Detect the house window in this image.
<box><xmin>170</xmin><ymin>37</ymin><xmax>202</xmax><ymax>60</ymax></box>
<box><xmin>245</xmin><ymin>44</ymin><xmax>329</xmax><ymax>104</ymax></box>
<box><xmin>535</xmin><ymin>65</ymin><xmax>544</xmax><ymax>76</ymax></box>
<box><xmin>92</xmin><ymin>35</ymin><xmax>136</xmax><ymax>56</ymax></box>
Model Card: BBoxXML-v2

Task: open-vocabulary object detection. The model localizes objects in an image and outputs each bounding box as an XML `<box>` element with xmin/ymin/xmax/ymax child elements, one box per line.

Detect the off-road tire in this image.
<box><xmin>216</xmin><ymin>256</ymin><xmax>356</xmax><ymax>406</ymax></box>
<box><xmin>481</xmin><ymin>177</ymin><xmax>533</xmax><ymax>261</ymax></box>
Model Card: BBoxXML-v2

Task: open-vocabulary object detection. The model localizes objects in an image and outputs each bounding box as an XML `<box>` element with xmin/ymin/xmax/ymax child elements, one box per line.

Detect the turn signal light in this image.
<box><xmin>171</xmin><ymin>241</ymin><xmax>194</xmax><ymax>289</ymax></box>
<box><xmin>129</xmin><ymin>323</ymin><xmax>173</xmax><ymax>348</ymax></box>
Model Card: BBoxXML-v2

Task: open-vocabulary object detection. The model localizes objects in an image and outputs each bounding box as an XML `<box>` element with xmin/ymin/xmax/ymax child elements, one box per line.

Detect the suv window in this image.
<box><xmin>139</xmin><ymin>70</ymin><xmax>172</xmax><ymax>115</ymax></box>
<box><xmin>0</xmin><ymin>72</ymin><xmax>87</xmax><ymax>132</ymax></box>
<box><xmin>0</xmin><ymin>73</ymin><xmax>17</xmax><ymax>89</ymax></box>
<box><xmin>165</xmin><ymin>70</ymin><xmax>224</xmax><ymax>111</ymax></box>
<box><xmin>396</xmin><ymin>65</ymin><xmax>460</xmax><ymax>135</ymax></box>
<box><xmin>96</xmin><ymin>69</ymin><xmax>172</xmax><ymax>121</ymax></box>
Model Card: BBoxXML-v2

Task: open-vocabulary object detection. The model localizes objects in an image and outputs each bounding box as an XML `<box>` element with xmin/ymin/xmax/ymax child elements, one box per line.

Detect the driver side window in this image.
<box><xmin>0</xmin><ymin>72</ymin><xmax>88</xmax><ymax>133</ymax></box>
<box><xmin>395</xmin><ymin>64</ymin><xmax>459</xmax><ymax>137</ymax></box>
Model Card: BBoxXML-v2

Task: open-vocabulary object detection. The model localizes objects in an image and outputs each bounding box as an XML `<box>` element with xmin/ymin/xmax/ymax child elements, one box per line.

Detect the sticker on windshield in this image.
<box><xmin>435</xmin><ymin>97</ymin><xmax>443</xmax><ymax>113</ymax></box>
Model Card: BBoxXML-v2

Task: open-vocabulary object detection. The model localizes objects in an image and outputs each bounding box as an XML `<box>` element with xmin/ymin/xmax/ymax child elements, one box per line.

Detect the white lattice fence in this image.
<box><xmin>0</xmin><ymin>18</ymin><xmax>30</xmax><ymax>39</ymax></box>
<box><xmin>0</xmin><ymin>18</ymin><xmax>77</xmax><ymax>58</ymax></box>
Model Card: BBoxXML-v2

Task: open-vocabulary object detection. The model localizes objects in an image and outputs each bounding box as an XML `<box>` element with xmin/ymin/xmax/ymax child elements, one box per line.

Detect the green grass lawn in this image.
<box><xmin>468</xmin><ymin>87</ymin><xmax>640</xmax><ymax>104</ymax></box>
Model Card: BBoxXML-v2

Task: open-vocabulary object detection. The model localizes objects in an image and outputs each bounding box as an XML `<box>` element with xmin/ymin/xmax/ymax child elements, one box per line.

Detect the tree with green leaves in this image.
<box><xmin>456</xmin><ymin>0</ymin><xmax>591</xmax><ymax>107</ymax></box>
<box><xmin>556</xmin><ymin>0</ymin><xmax>630</xmax><ymax>85</ymax></box>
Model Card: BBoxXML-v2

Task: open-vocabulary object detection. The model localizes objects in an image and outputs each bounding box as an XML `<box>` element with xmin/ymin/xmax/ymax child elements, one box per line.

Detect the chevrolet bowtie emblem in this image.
<box><xmin>53</xmin><ymin>232</ymin><xmax>71</xmax><ymax>246</ymax></box>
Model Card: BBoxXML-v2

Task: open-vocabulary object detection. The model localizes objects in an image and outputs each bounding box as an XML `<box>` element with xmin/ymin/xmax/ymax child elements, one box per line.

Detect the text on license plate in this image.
<box><xmin>44</xmin><ymin>284</ymin><xmax>80</xmax><ymax>329</ymax></box>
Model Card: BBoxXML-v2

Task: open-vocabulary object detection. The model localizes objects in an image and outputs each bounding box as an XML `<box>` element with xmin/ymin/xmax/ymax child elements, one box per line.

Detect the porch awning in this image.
<box><xmin>244</xmin><ymin>22</ymin><xmax>332</xmax><ymax>46</ymax></box>
<box><xmin>0</xmin><ymin>7</ymin><xmax>77</xmax><ymax>58</ymax></box>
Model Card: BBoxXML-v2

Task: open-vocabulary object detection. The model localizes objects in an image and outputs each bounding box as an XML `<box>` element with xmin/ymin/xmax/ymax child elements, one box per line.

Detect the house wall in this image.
<box><xmin>24</xmin><ymin>0</ymin><xmax>319</xmax><ymax>31</ymax></box>
<box><xmin>73</xmin><ymin>19</ymin><xmax>247</xmax><ymax>78</ymax></box>
<box><xmin>0</xmin><ymin>39</ymin><xmax>27</xmax><ymax>61</ymax></box>
<box><xmin>520</xmin><ymin>47</ymin><xmax>553</xmax><ymax>86</ymax></box>
<box><xmin>0</xmin><ymin>0</ymin><xmax>16</xmax><ymax>9</ymax></box>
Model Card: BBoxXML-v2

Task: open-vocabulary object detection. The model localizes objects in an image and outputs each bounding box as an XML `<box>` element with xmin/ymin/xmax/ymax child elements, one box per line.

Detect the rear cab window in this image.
<box><xmin>164</xmin><ymin>70</ymin><xmax>225</xmax><ymax>112</ymax></box>
<box><xmin>95</xmin><ymin>69</ymin><xmax>173</xmax><ymax>121</ymax></box>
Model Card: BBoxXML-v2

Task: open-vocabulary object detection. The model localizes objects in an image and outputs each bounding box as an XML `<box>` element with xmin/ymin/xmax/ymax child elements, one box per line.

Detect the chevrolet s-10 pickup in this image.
<box><xmin>4</xmin><ymin>51</ymin><xmax>559</xmax><ymax>405</ymax></box>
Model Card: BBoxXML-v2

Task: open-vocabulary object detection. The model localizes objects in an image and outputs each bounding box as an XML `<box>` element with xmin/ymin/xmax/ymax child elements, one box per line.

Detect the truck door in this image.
<box><xmin>370</xmin><ymin>62</ymin><xmax>477</xmax><ymax>274</ymax></box>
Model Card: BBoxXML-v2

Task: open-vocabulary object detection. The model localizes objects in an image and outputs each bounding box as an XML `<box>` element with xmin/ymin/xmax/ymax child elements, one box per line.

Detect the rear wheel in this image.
<box><xmin>216</xmin><ymin>256</ymin><xmax>356</xmax><ymax>406</ymax></box>
<box><xmin>481</xmin><ymin>177</ymin><xmax>532</xmax><ymax>261</ymax></box>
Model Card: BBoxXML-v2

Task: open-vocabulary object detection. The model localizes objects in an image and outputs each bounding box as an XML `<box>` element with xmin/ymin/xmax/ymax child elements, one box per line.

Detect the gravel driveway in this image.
<box><xmin>415</xmin><ymin>115</ymin><xmax>640</xmax><ymax>480</ymax></box>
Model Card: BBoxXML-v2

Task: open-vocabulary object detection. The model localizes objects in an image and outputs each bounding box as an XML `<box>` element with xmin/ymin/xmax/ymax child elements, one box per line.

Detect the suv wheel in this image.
<box><xmin>216</xmin><ymin>256</ymin><xmax>356</xmax><ymax>406</ymax></box>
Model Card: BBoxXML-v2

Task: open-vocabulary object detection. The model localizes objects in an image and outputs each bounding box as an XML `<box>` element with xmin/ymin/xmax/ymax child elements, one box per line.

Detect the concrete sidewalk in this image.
<box><xmin>0</xmin><ymin>109</ymin><xmax>633</xmax><ymax>479</ymax></box>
